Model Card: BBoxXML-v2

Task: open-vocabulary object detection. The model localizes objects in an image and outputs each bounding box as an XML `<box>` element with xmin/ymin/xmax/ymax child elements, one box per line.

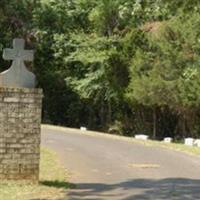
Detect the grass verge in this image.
<box><xmin>133</xmin><ymin>139</ymin><xmax>200</xmax><ymax>156</ymax></box>
<box><xmin>0</xmin><ymin>148</ymin><xmax>73</xmax><ymax>200</ymax></box>
<box><xmin>42</xmin><ymin>125</ymin><xmax>200</xmax><ymax>157</ymax></box>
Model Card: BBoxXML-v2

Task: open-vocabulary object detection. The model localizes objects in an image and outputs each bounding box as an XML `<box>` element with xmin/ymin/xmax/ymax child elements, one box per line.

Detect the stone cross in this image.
<box><xmin>0</xmin><ymin>38</ymin><xmax>36</xmax><ymax>88</ymax></box>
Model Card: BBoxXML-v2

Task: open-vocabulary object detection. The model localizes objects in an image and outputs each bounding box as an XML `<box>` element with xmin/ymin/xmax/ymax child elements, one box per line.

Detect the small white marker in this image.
<box><xmin>163</xmin><ymin>137</ymin><xmax>172</xmax><ymax>143</ymax></box>
<box><xmin>80</xmin><ymin>127</ymin><xmax>87</xmax><ymax>131</ymax></box>
<box><xmin>185</xmin><ymin>138</ymin><xmax>194</xmax><ymax>146</ymax></box>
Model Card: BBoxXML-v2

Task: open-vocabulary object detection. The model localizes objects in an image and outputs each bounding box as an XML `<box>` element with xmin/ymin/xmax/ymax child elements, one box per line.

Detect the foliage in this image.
<box><xmin>127</xmin><ymin>12</ymin><xmax>200</xmax><ymax>137</ymax></box>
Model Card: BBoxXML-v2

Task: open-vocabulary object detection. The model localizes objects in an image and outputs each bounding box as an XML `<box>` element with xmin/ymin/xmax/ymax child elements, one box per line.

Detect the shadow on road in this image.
<box><xmin>68</xmin><ymin>178</ymin><xmax>200</xmax><ymax>199</ymax></box>
<box><xmin>40</xmin><ymin>180</ymin><xmax>75</xmax><ymax>189</ymax></box>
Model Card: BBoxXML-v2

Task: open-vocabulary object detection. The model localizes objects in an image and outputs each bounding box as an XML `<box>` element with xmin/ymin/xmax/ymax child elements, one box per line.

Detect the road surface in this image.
<box><xmin>41</xmin><ymin>126</ymin><xmax>200</xmax><ymax>200</ymax></box>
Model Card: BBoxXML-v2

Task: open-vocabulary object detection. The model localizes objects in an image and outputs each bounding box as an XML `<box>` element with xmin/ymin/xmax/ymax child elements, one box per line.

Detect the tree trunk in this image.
<box><xmin>153</xmin><ymin>107</ymin><xmax>157</xmax><ymax>139</ymax></box>
<box><xmin>107</xmin><ymin>99</ymin><xmax>112</xmax><ymax>125</ymax></box>
<box><xmin>100</xmin><ymin>99</ymin><xmax>105</xmax><ymax>129</ymax></box>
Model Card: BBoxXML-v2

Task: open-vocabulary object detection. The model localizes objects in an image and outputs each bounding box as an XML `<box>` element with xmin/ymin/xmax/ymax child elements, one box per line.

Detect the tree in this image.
<box><xmin>127</xmin><ymin>12</ymin><xmax>200</xmax><ymax>137</ymax></box>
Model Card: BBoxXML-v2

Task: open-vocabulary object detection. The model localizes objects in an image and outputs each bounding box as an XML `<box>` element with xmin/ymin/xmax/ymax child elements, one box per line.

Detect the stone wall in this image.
<box><xmin>0</xmin><ymin>87</ymin><xmax>43</xmax><ymax>181</ymax></box>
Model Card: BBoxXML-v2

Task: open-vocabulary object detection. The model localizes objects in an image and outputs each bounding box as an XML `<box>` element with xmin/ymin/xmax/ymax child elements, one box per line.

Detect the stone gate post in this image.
<box><xmin>0</xmin><ymin>39</ymin><xmax>43</xmax><ymax>182</ymax></box>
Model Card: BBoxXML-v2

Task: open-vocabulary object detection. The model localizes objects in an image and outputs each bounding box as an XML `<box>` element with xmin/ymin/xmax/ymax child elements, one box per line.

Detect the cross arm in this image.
<box><xmin>21</xmin><ymin>50</ymin><xmax>34</xmax><ymax>61</ymax></box>
<box><xmin>3</xmin><ymin>48</ymin><xmax>16</xmax><ymax>60</ymax></box>
<box><xmin>3</xmin><ymin>49</ymin><xmax>34</xmax><ymax>61</ymax></box>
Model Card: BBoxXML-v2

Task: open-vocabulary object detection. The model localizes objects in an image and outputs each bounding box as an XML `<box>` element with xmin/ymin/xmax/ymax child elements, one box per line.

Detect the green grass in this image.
<box><xmin>133</xmin><ymin>139</ymin><xmax>200</xmax><ymax>156</ymax></box>
<box><xmin>0</xmin><ymin>148</ymin><xmax>74</xmax><ymax>200</ymax></box>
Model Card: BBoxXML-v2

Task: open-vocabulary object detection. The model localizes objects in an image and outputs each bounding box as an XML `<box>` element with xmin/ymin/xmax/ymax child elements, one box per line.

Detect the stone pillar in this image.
<box><xmin>0</xmin><ymin>87</ymin><xmax>43</xmax><ymax>181</ymax></box>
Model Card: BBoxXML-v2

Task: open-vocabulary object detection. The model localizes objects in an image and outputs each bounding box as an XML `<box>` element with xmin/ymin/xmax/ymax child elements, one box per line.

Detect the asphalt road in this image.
<box><xmin>41</xmin><ymin>126</ymin><xmax>200</xmax><ymax>200</ymax></box>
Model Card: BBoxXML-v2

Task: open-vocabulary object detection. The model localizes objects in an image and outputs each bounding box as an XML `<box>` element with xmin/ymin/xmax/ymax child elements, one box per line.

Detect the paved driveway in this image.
<box><xmin>41</xmin><ymin>126</ymin><xmax>200</xmax><ymax>200</ymax></box>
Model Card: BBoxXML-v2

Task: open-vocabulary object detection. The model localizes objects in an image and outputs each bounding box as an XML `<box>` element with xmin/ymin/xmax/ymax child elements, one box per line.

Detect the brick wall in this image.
<box><xmin>0</xmin><ymin>87</ymin><xmax>43</xmax><ymax>181</ymax></box>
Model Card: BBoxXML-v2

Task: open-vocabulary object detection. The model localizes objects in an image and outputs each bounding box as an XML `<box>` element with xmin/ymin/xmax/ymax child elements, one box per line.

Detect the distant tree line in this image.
<box><xmin>1</xmin><ymin>0</ymin><xmax>200</xmax><ymax>139</ymax></box>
